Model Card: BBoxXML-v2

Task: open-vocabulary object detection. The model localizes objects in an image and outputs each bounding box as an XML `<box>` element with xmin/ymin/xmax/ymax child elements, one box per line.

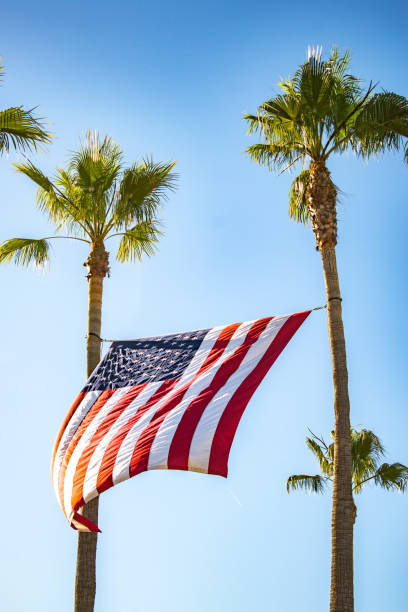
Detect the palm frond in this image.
<box><xmin>260</xmin><ymin>95</ymin><xmax>301</xmax><ymax>123</ymax></box>
<box><xmin>286</xmin><ymin>474</ymin><xmax>327</xmax><ymax>494</ymax></box>
<box><xmin>14</xmin><ymin>160</ymin><xmax>72</xmax><ymax>227</ymax></box>
<box><xmin>353</xmin><ymin>92</ymin><xmax>408</xmax><ymax>158</ymax></box>
<box><xmin>294</xmin><ymin>56</ymin><xmax>334</xmax><ymax>118</ymax></box>
<box><xmin>0</xmin><ymin>237</ymin><xmax>50</xmax><ymax>267</ymax></box>
<box><xmin>351</xmin><ymin>428</ymin><xmax>384</xmax><ymax>464</ymax></box>
<box><xmin>70</xmin><ymin>130</ymin><xmax>123</xmax><ymax>194</ymax></box>
<box><xmin>113</xmin><ymin>158</ymin><xmax>177</xmax><ymax>229</ymax></box>
<box><xmin>244</xmin><ymin>96</ymin><xmax>305</xmax><ymax>152</ymax></box>
<box><xmin>52</xmin><ymin>168</ymin><xmax>88</xmax><ymax>231</ymax></box>
<box><xmin>351</xmin><ymin>428</ymin><xmax>386</xmax><ymax>491</ymax></box>
<box><xmin>289</xmin><ymin>170</ymin><xmax>310</xmax><ymax>223</ymax></box>
<box><xmin>246</xmin><ymin>143</ymin><xmax>304</xmax><ymax>173</ymax></box>
<box><xmin>0</xmin><ymin>106</ymin><xmax>51</xmax><ymax>154</ymax></box>
<box><xmin>66</xmin><ymin>131</ymin><xmax>123</xmax><ymax>233</ymax></box>
<box><xmin>14</xmin><ymin>159</ymin><xmax>54</xmax><ymax>191</ymax></box>
<box><xmin>306</xmin><ymin>436</ymin><xmax>332</xmax><ymax>476</ymax></box>
<box><xmin>244</xmin><ymin>113</ymin><xmax>264</xmax><ymax>136</ymax></box>
<box><xmin>114</xmin><ymin>220</ymin><xmax>163</xmax><ymax>263</ymax></box>
<box><xmin>293</xmin><ymin>425</ymin><xmax>408</xmax><ymax>497</ymax></box>
<box><xmin>374</xmin><ymin>463</ymin><xmax>408</xmax><ymax>493</ymax></box>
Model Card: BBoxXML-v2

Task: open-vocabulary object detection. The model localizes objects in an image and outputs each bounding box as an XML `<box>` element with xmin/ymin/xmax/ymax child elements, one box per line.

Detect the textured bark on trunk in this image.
<box><xmin>308</xmin><ymin>161</ymin><xmax>355</xmax><ymax>612</ymax></box>
<box><xmin>322</xmin><ymin>247</ymin><xmax>354</xmax><ymax>612</ymax></box>
<box><xmin>74</xmin><ymin>241</ymin><xmax>109</xmax><ymax>612</ymax></box>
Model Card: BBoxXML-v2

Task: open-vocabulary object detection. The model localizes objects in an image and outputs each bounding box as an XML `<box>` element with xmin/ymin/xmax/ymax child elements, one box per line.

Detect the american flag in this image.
<box><xmin>52</xmin><ymin>312</ymin><xmax>310</xmax><ymax>532</ymax></box>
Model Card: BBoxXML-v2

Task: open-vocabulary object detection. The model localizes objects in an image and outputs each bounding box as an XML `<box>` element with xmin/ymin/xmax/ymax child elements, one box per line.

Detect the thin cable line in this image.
<box><xmin>86</xmin><ymin>332</ymin><xmax>115</xmax><ymax>343</ymax></box>
<box><xmin>86</xmin><ymin>305</ymin><xmax>328</xmax><ymax>344</ymax></box>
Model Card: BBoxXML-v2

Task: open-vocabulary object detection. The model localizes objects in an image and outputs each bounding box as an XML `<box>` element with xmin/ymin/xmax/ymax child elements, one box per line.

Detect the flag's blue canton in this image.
<box><xmin>83</xmin><ymin>328</ymin><xmax>210</xmax><ymax>392</ymax></box>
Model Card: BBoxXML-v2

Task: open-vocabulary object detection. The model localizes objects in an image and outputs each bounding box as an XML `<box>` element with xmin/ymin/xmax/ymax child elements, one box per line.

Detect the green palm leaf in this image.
<box><xmin>113</xmin><ymin>159</ymin><xmax>177</xmax><ymax>230</ymax></box>
<box><xmin>289</xmin><ymin>170</ymin><xmax>310</xmax><ymax>224</ymax></box>
<box><xmin>115</xmin><ymin>220</ymin><xmax>163</xmax><ymax>263</ymax></box>
<box><xmin>286</xmin><ymin>474</ymin><xmax>327</xmax><ymax>494</ymax></box>
<box><xmin>0</xmin><ymin>238</ymin><xmax>50</xmax><ymax>267</ymax></box>
<box><xmin>374</xmin><ymin>463</ymin><xmax>408</xmax><ymax>492</ymax></box>
<box><xmin>69</xmin><ymin>131</ymin><xmax>123</xmax><ymax>195</ymax></box>
<box><xmin>14</xmin><ymin>160</ymin><xmax>80</xmax><ymax>231</ymax></box>
<box><xmin>306</xmin><ymin>437</ymin><xmax>332</xmax><ymax>477</ymax></box>
<box><xmin>353</xmin><ymin>92</ymin><xmax>408</xmax><ymax>158</ymax></box>
<box><xmin>14</xmin><ymin>159</ymin><xmax>54</xmax><ymax>192</ymax></box>
<box><xmin>351</xmin><ymin>428</ymin><xmax>384</xmax><ymax>464</ymax></box>
<box><xmin>290</xmin><ymin>426</ymin><xmax>408</xmax><ymax>497</ymax></box>
<box><xmin>246</xmin><ymin>143</ymin><xmax>303</xmax><ymax>172</ymax></box>
<box><xmin>0</xmin><ymin>107</ymin><xmax>51</xmax><ymax>154</ymax></box>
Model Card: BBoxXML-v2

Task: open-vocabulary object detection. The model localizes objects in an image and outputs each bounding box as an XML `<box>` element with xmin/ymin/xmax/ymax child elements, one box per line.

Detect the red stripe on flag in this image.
<box><xmin>57</xmin><ymin>389</ymin><xmax>115</xmax><ymax>506</ymax></box>
<box><xmin>71</xmin><ymin>511</ymin><xmax>101</xmax><ymax>533</ymax></box>
<box><xmin>107</xmin><ymin>323</ymin><xmax>234</xmax><ymax>482</ymax></box>
<box><xmin>132</xmin><ymin>318</ymin><xmax>272</xmax><ymax>476</ymax></box>
<box><xmin>71</xmin><ymin>384</ymin><xmax>147</xmax><ymax>511</ymax></box>
<box><xmin>166</xmin><ymin>319</ymin><xmax>272</xmax><ymax>471</ymax></box>
<box><xmin>51</xmin><ymin>392</ymin><xmax>85</xmax><ymax>473</ymax></box>
<box><xmin>207</xmin><ymin>311</ymin><xmax>310</xmax><ymax>477</ymax></box>
<box><xmin>94</xmin><ymin>379</ymin><xmax>179</xmax><ymax>496</ymax></box>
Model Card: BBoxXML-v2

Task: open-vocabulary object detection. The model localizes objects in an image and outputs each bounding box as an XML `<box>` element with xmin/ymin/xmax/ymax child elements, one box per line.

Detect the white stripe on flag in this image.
<box><xmin>188</xmin><ymin>315</ymin><xmax>290</xmax><ymax>473</ymax></box>
<box><xmin>111</xmin><ymin>325</ymin><xmax>227</xmax><ymax>485</ymax></box>
<box><xmin>63</xmin><ymin>387</ymin><xmax>131</xmax><ymax>517</ymax></box>
<box><xmin>147</xmin><ymin>320</ymin><xmax>256</xmax><ymax>471</ymax></box>
<box><xmin>82</xmin><ymin>381</ymin><xmax>163</xmax><ymax>504</ymax></box>
<box><xmin>52</xmin><ymin>390</ymin><xmax>102</xmax><ymax>494</ymax></box>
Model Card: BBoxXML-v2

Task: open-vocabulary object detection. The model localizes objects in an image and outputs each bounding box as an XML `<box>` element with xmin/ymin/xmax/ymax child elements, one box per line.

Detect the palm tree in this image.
<box><xmin>0</xmin><ymin>61</ymin><xmax>51</xmax><ymax>154</ymax></box>
<box><xmin>244</xmin><ymin>48</ymin><xmax>408</xmax><ymax>612</ymax></box>
<box><xmin>0</xmin><ymin>130</ymin><xmax>177</xmax><ymax>612</ymax></box>
<box><xmin>287</xmin><ymin>426</ymin><xmax>408</xmax><ymax>509</ymax></box>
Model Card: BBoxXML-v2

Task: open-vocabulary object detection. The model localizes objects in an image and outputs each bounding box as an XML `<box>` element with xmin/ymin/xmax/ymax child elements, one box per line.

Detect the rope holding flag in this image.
<box><xmin>52</xmin><ymin>311</ymin><xmax>310</xmax><ymax>532</ymax></box>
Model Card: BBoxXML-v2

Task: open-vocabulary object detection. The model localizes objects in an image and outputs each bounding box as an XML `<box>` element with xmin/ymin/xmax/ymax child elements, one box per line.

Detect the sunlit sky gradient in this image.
<box><xmin>1</xmin><ymin>1</ymin><xmax>407</xmax><ymax>611</ymax></box>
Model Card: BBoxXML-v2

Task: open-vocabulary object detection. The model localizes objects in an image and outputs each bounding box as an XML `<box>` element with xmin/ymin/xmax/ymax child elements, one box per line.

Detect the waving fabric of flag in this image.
<box><xmin>52</xmin><ymin>311</ymin><xmax>310</xmax><ymax>532</ymax></box>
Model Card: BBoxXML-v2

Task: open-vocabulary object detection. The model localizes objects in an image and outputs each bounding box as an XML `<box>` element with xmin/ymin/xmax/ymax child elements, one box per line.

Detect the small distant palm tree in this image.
<box><xmin>244</xmin><ymin>47</ymin><xmax>408</xmax><ymax>612</ymax></box>
<box><xmin>0</xmin><ymin>61</ymin><xmax>51</xmax><ymax>154</ymax></box>
<box><xmin>287</xmin><ymin>427</ymin><xmax>408</xmax><ymax>508</ymax></box>
<box><xmin>0</xmin><ymin>130</ymin><xmax>177</xmax><ymax>612</ymax></box>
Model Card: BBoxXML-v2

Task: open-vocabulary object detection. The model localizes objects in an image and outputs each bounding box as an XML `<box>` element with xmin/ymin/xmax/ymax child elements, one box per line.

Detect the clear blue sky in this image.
<box><xmin>1</xmin><ymin>1</ymin><xmax>407</xmax><ymax>610</ymax></box>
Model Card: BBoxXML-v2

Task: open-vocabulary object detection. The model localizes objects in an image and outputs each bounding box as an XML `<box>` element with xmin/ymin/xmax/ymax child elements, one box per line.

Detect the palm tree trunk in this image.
<box><xmin>308</xmin><ymin>161</ymin><xmax>354</xmax><ymax>612</ymax></box>
<box><xmin>74</xmin><ymin>242</ymin><xmax>109</xmax><ymax>612</ymax></box>
<box><xmin>321</xmin><ymin>248</ymin><xmax>354</xmax><ymax>612</ymax></box>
